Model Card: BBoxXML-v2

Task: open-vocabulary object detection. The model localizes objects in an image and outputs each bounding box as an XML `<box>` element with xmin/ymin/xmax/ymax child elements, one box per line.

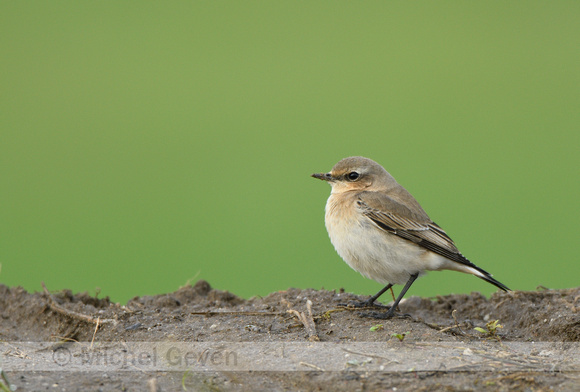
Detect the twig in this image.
<box><xmin>299</xmin><ymin>361</ymin><xmax>324</xmax><ymax>371</ymax></box>
<box><xmin>41</xmin><ymin>282</ymin><xmax>114</xmax><ymax>325</ymax></box>
<box><xmin>50</xmin><ymin>336</ymin><xmax>80</xmax><ymax>343</ymax></box>
<box><xmin>287</xmin><ymin>300</ymin><xmax>320</xmax><ymax>341</ymax></box>
<box><xmin>417</xmin><ymin>319</ymin><xmax>444</xmax><ymax>331</ymax></box>
<box><xmin>435</xmin><ymin>309</ymin><xmax>466</xmax><ymax>335</ymax></box>
<box><xmin>3</xmin><ymin>342</ymin><xmax>32</xmax><ymax>360</ymax></box>
<box><xmin>389</xmin><ymin>287</ymin><xmax>401</xmax><ymax>312</ymax></box>
<box><xmin>189</xmin><ymin>311</ymin><xmax>281</xmax><ymax>316</ymax></box>
<box><xmin>437</xmin><ymin>325</ymin><xmax>459</xmax><ymax>333</ymax></box>
<box><xmin>90</xmin><ymin>317</ymin><xmax>100</xmax><ymax>349</ymax></box>
<box><xmin>475</xmin><ymin>353</ymin><xmax>543</xmax><ymax>369</ymax></box>
<box><xmin>451</xmin><ymin>309</ymin><xmax>465</xmax><ymax>335</ymax></box>
<box><xmin>341</xmin><ymin>348</ymin><xmax>399</xmax><ymax>364</ymax></box>
<box><xmin>422</xmin><ymin>309</ymin><xmax>466</xmax><ymax>335</ymax></box>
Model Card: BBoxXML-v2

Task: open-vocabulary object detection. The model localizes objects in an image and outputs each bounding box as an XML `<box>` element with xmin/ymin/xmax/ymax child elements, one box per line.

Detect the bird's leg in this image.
<box><xmin>339</xmin><ymin>283</ymin><xmax>393</xmax><ymax>308</ymax></box>
<box><xmin>360</xmin><ymin>283</ymin><xmax>394</xmax><ymax>307</ymax></box>
<box><xmin>363</xmin><ymin>273</ymin><xmax>418</xmax><ymax>319</ymax></box>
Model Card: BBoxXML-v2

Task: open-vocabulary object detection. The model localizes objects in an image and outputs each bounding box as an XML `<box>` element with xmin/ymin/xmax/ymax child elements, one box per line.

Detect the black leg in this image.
<box><xmin>338</xmin><ymin>282</ymin><xmax>393</xmax><ymax>308</ymax></box>
<box><xmin>364</xmin><ymin>283</ymin><xmax>394</xmax><ymax>306</ymax></box>
<box><xmin>366</xmin><ymin>273</ymin><xmax>419</xmax><ymax>319</ymax></box>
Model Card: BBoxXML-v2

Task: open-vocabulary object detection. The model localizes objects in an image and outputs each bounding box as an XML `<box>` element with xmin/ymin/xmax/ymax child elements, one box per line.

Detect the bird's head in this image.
<box><xmin>311</xmin><ymin>156</ymin><xmax>396</xmax><ymax>194</ymax></box>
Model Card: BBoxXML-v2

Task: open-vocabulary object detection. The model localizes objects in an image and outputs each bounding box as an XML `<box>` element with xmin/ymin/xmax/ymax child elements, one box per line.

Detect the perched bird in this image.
<box><xmin>312</xmin><ymin>156</ymin><xmax>510</xmax><ymax>319</ymax></box>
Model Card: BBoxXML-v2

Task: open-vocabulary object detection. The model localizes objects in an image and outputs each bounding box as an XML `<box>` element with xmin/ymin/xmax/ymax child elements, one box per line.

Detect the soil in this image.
<box><xmin>1</xmin><ymin>281</ymin><xmax>579</xmax><ymax>391</ymax></box>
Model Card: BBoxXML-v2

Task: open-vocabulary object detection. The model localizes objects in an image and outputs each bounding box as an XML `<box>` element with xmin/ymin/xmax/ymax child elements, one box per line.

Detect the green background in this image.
<box><xmin>1</xmin><ymin>2</ymin><xmax>578</xmax><ymax>304</ymax></box>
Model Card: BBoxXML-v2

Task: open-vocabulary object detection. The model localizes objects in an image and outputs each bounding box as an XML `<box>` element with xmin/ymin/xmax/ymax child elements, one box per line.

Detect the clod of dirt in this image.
<box><xmin>126</xmin><ymin>280</ymin><xmax>244</xmax><ymax>310</ymax></box>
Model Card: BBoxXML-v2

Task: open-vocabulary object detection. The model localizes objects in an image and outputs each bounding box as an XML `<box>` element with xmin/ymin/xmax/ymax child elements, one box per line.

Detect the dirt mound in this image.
<box><xmin>402</xmin><ymin>287</ymin><xmax>580</xmax><ymax>341</ymax></box>
<box><xmin>1</xmin><ymin>282</ymin><xmax>578</xmax><ymax>391</ymax></box>
<box><xmin>126</xmin><ymin>280</ymin><xmax>244</xmax><ymax>310</ymax></box>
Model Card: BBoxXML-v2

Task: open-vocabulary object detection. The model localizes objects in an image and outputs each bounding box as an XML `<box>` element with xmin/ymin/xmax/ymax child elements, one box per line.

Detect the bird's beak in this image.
<box><xmin>311</xmin><ymin>172</ymin><xmax>335</xmax><ymax>182</ymax></box>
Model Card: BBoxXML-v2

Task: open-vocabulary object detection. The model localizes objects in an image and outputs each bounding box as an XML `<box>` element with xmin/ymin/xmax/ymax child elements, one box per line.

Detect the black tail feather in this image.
<box><xmin>478</xmin><ymin>273</ymin><xmax>510</xmax><ymax>292</ymax></box>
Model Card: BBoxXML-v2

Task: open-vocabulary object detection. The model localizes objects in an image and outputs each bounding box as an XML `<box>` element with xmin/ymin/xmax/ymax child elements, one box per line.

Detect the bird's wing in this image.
<box><xmin>356</xmin><ymin>191</ymin><xmax>510</xmax><ymax>292</ymax></box>
<box><xmin>356</xmin><ymin>192</ymin><xmax>468</xmax><ymax>264</ymax></box>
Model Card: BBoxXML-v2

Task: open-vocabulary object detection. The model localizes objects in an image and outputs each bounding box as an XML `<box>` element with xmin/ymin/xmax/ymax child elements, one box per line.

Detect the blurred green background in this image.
<box><xmin>1</xmin><ymin>2</ymin><xmax>578</xmax><ymax>304</ymax></box>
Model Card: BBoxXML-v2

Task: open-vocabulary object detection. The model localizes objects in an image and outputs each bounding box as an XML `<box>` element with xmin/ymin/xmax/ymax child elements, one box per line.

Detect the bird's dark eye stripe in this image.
<box><xmin>347</xmin><ymin>172</ymin><xmax>360</xmax><ymax>181</ymax></box>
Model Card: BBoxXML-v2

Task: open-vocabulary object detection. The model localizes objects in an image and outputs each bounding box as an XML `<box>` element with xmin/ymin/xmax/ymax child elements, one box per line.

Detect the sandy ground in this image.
<box><xmin>1</xmin><ymin>281</ymin><xmax>579</xmax><ymax>391</ymax></box>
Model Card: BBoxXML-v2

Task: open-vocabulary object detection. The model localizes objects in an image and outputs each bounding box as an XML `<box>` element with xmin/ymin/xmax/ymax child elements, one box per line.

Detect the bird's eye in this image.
<box><xmin>347</xmin><ymin>171</ymin><xmax>360</xmax><ymax>181</ymax></box>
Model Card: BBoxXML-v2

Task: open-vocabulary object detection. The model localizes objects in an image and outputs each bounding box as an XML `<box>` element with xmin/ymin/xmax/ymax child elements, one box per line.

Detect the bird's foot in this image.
<box><xmin>359</xmin><ymin>309</ymin><xmax>412</xmax><ymax>319</ymax></box>
<box><xmin>338</xmin><ymin>298</ymin><xmax>388</xmax><ymax>309</ymax></box>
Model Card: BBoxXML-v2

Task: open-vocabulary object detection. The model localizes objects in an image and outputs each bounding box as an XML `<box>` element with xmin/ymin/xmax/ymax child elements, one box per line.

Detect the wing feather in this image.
<box><xmin>356</xmin><ymin>195</ymin><xmax>470</xmax><ymax>265</ymax></box>
<box><xmin>355</xmin><ymin>192</ymin><xmax>510</xmax><ymax>292</ymax></box>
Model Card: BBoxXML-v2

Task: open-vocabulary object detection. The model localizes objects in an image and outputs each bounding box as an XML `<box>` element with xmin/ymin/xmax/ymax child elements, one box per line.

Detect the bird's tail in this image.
<box><xmin>468</xmin><ymin>264</ymin><xmax>511</xmax><ymax>292</ymax></box>
<box><xmin>477</xmin><ymin>273</ymin><xmax>511</xmax><ymax>292</ymax></box>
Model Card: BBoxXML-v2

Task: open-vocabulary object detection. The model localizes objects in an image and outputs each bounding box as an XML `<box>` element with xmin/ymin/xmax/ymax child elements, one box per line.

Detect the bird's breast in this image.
<box><xmin>323</xmin><ymin>194</ymin><xmax>437</xmax><ymax>285</ymax></box>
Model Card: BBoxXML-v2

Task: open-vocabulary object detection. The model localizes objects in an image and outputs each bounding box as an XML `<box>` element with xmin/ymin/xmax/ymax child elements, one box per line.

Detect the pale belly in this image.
<box><xmin>325</xmin><ymin>203</ymin><xmax>450</xmax><ymax>285</ymax></box>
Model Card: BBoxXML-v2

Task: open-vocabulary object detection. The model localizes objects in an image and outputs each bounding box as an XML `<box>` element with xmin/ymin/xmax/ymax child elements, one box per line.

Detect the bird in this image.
<box><xmin>312</xmin><ymin>156</ymin><xmax>510</xmax><ymax>319</ymax></box>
